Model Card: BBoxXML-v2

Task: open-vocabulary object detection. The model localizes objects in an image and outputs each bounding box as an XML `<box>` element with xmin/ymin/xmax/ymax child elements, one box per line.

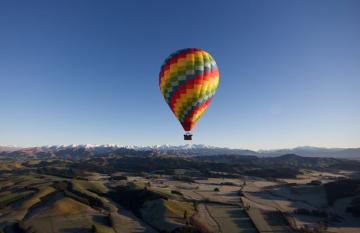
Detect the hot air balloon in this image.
<box><xmin>159</xmin><ymin>48</ymin><xmax>219</xmax><ymax>140</ymax></box>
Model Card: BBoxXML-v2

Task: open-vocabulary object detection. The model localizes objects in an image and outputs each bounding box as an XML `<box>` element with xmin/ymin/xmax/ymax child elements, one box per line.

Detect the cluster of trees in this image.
<box><xmin>110</xmin><ymin>175</ymin><xmax>127</xmax><ymax>180</ymax></box>
<box><xmin>1</xmin><ymin>222</ymin><xmax>36</xmax><ymax>233</ymax></box>
<box><xmin>164</xmin><ymin>227</ymin><xmax>203</xmax><ymax>233</ymax></box>
<box><xmin>299</xmin><ymin>223</ymin><xmax>328</xmax><ymax>233</ymax></box>
<box><xmin>171</xmin><ymin>190</ymin><xmax>183</xmax><ymax>196</ymax></box>
<box><xmin>108</xmin><ymin>186</ymin><xmax>167</xmax><ymax>217</ymax></box>
<box><xmin>294</xmin><ymin>208</ymin><xmax>328</xmax><ymax>217</ymax></box>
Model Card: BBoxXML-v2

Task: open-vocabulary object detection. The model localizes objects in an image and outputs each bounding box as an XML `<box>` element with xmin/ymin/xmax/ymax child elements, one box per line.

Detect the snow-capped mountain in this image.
<box><xmin>0</xmin><ymin>145</ymin><xmax>22</xmax><ymax>152</ymax></box>
<box><xmin>143</xmin><ymin>144</ymin><xmax>258</xmax><ymax>156</ymax></box>
<box><xmin>0</xmin><ymin>144</ymin><xmax>359</xmax><ymax>159</ymax></box>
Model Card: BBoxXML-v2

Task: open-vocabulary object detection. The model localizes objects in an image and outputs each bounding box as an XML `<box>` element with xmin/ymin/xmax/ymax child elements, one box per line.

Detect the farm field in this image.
<box><xmin>206</xmin><ymin>203</ymin><xmax>257</xmax><ymax>233</ymax></box>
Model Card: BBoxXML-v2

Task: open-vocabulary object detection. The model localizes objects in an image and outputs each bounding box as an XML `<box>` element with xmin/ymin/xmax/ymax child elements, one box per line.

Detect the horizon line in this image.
<box><xmin>1</xmin><ymin>143</ymin><xmax>359</xmax><ymax>151</ymax></box>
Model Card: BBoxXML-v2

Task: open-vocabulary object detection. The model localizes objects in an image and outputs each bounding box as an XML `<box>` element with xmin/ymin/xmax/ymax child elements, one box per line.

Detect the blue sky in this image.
<box><xmin>0</xmin><ymin>1</ymin><xmax>359</xmax><ymax>149</ymax></box>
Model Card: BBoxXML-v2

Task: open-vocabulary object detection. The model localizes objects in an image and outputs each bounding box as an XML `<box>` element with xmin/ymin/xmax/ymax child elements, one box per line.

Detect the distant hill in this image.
<box><xmin>0</xmin><ymin>145</ymin><xmax>21</xmax><ymax>152</ymax></box>
<box><xmin>0</xmin><ymin>144</ymin><xmax>359</xmax><ymax>159</ymax></box>
<box><xmin>197</xmin><ymin>153</ymin><xmax>360</xmax><ymax>171</ymax></box>
<box><xmin>258</xmin><ymin>146</ymin><xmax>360</xmax><ymax>158</ymax></box>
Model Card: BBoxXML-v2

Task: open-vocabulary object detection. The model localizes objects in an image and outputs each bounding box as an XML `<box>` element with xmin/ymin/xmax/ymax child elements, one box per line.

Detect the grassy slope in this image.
<box><xmin>24</xmin><ymin>197</ymin><xmax>96</xmax><ymax>233</ymax></box>
<box><xmin>141</xmin><ymin>199</ymin><xmax>194</xmax><ymax>232</ymax></box>
<box><xmin>72</xmin><ymin>179</ymin><xmax>108</xmax><ymax>194</ymax></box>
<box><xmin>12</xmin><ymin>186</ymin><xmax>56</xmax><ymax>220</ymax></box>
<box><xmin>0</xmin><ymin>190</ymin><xmax>35</xmax><ymax>208</ymax></box>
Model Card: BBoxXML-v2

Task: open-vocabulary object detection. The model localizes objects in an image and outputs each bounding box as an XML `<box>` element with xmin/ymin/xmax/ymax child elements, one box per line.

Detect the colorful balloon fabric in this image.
<box><xmin>159</xmin><ymin>48</ymin><xmax>219</xmax><ymax>132</ymax></box>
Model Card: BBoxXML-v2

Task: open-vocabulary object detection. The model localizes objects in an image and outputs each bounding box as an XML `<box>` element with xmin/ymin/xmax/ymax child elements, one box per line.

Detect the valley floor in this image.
<box><xmin>1</xmin><ymin>158</ymin><xmax>359</xmax><ymax>233</ymax></box>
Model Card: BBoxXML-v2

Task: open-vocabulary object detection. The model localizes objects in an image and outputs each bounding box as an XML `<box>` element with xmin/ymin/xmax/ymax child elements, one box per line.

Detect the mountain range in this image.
<box><xmin>1</xmin><ymin>144</ymin><xmax>359</xmax><ymax>159</ymax></box>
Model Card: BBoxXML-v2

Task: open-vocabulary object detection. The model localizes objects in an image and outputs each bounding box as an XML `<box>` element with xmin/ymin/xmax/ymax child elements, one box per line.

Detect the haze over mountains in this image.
<box><xmin>1</xmin><ymin>144</ymin><xmax>359</xmax><ymax>159</ymax></box>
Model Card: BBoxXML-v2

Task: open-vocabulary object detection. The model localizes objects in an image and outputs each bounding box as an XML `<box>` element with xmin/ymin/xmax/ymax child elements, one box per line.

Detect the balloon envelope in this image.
<box><xmin>159</xmin><ymin>48</ymin><xmax>219</xmax><ymax>132</ymax></box>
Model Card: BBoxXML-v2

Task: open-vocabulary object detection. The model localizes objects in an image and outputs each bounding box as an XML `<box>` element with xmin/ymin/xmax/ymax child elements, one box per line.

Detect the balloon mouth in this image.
<box><xmin>181</xmin><ymin>122</ymin><xmax>194</xmax><ymax>132</ymax></box>
<box><xmin>184</xmin><ymin>132</ymin><xmax>192</xmax><ymax>140</ymax></box>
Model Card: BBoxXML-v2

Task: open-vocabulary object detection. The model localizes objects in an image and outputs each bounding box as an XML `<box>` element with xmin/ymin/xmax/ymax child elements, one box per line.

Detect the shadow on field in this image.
<box><xmin>92</xmin><ymin>214</ymin><xmax>110</xmax><ymax>225</ymax></box>
<box><xmin>263</xmin><ymin>211</ymin><xmax>288</xmax><ymax>227</ymax></box>
<box><xmin>227</xmin><ymin>208</ymin><xmax>259</xmax><ymax>233</ymax></box>
<box><xmin>60</xmin><ymin>227</ymin><xmax>91</xmax><ymax>233</ymax></box>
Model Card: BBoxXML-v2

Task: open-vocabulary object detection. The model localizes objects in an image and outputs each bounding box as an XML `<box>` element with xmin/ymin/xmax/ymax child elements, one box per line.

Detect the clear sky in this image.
<box><xmin>0</xmin><ymin>1</ymin><xmax>359</xmax><ymax>149</ymax></box>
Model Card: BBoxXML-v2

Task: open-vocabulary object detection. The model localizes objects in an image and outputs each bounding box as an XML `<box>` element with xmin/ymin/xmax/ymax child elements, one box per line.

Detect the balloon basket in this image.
<box><xmin>184</xmin><ymin>133</ymin><xmax>192</xmax><ymax>140</ymax></box>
